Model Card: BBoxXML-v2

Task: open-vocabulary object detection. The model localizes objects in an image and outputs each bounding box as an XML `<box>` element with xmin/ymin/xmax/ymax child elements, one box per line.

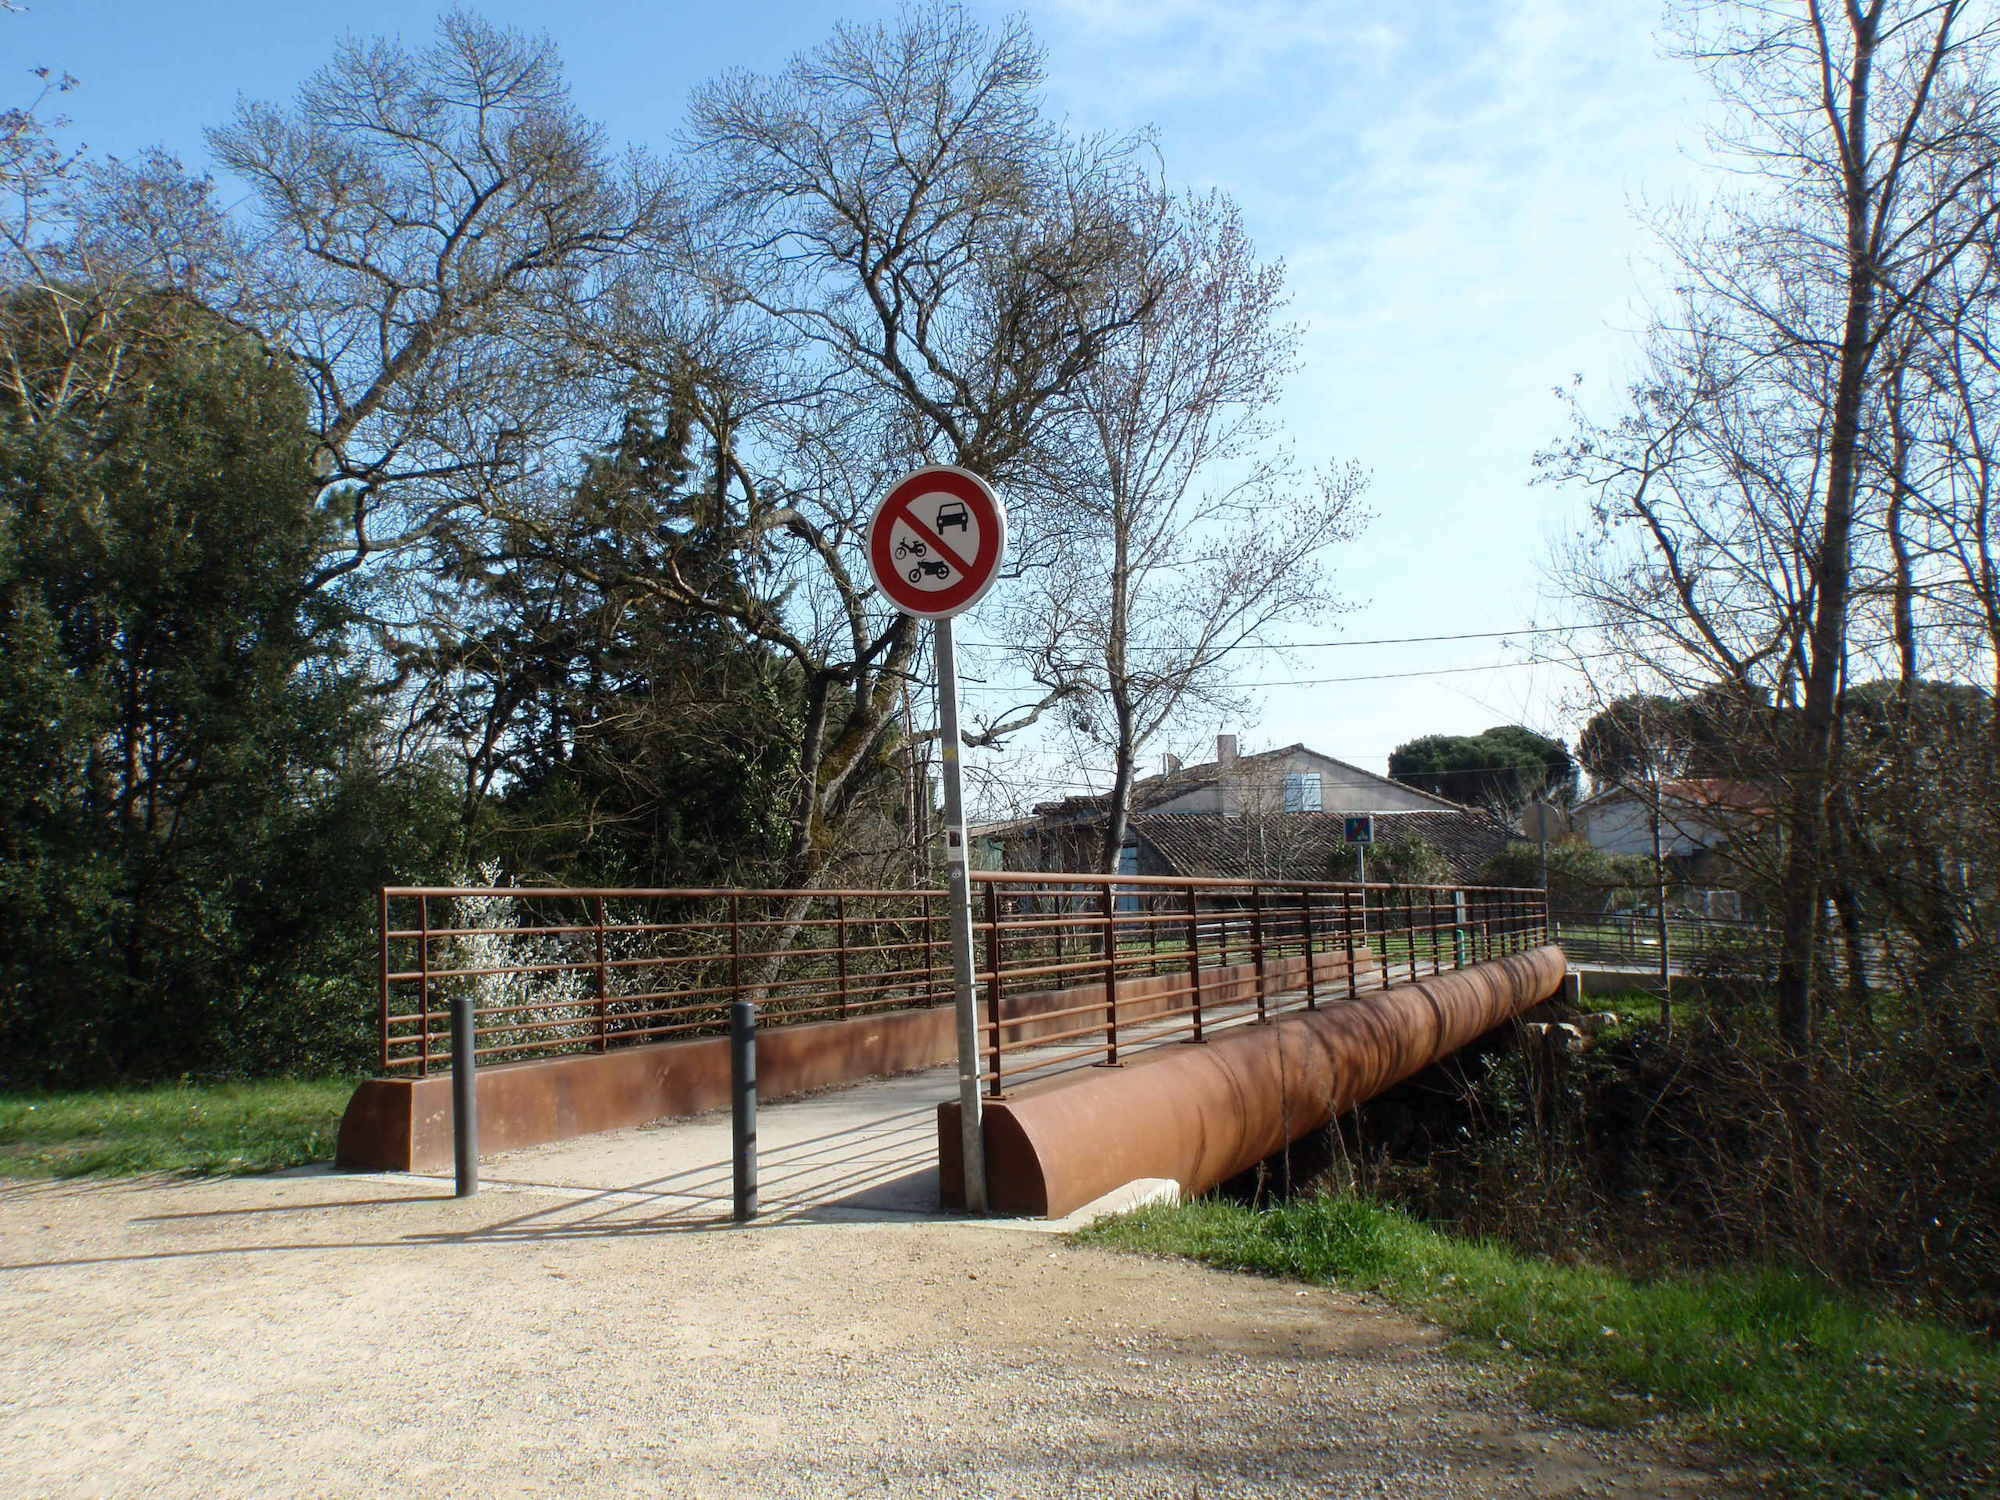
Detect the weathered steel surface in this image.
<box><xmin>990</xmin><ymin>947</ymin><xmax>1375</xmax><ymax>1051</ymax></box>
<box><xmin>380</xmin><ymin>875</ymin><xmax>1547</xmax><ymax>1079</ymax></box>
<box><xmin>336</xmin><ymin>949</ymin><xmax>1327</xmax><ymax>1172</ymax></box>
<box><xmin>339</xmin><ymin>1001</ymin><xmax>964</xmax><ymax>1173</ymax></box>
<box><xmin>939</xmin><ymin>945</ymin><xmax>1567</xmax><ymax>1218</ymax></box>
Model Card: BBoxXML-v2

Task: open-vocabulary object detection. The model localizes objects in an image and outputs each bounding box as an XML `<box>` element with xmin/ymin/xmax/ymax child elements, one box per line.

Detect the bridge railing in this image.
<box><xmin>1547</xmin><ymin>906</ymin><xmax>1876</xmax><ymax>985</ymax></box>
<box><xmin>379</xmin><ymin>885</ymin><xmax>952</xmax><ymax>1076</ymax></box>
<box><xmin>378</xmin><ymin>876</ymin><xmax>1549</xmax><ymax>1082</ymax></box>
<box><xmin>972</xmin><ymin>874</ymin><xmax>1548</xmax><ymax>1095</ymax></box>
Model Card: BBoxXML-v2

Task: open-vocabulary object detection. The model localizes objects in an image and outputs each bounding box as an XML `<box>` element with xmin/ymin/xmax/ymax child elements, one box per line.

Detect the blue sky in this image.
<box><xmin>9</xmin><ymin>0</ymin><xmax>1717</xmax><ymax>793</ymax></box>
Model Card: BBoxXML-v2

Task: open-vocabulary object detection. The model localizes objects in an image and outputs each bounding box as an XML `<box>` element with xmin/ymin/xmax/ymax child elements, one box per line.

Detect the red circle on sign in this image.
<box><xmin>865</xmin><ymin>465</ymin><xmax>1007</xmax><ymax>618</ymax></box>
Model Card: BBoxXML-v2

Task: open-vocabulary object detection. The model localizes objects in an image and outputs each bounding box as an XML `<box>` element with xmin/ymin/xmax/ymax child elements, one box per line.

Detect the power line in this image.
<box><xmin>982</xmin><ymin>764</ymin><xmax>1576</xmax><ymax>794</ymax></box>
<box><xmin>964</xmin><ymin>611</ymin><xmax>1728</xmax><ymax>655</ymax></box>
<box><xmin>1000</xmin><ymin>784</ymin><xmax>1539</xmax><ymax>802</ymax></box>
<box><xmin>964</xmin><ymin>649</ymin><xmax>1622</xmax><ymax>695</ymax></box>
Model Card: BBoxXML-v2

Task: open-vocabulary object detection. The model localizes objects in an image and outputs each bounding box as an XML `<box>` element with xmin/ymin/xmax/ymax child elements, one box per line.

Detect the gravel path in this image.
<box><xmin>0</xmin><ymin>1171</ymin><xmax>1732</xmax><ymax>1497</ymax></box>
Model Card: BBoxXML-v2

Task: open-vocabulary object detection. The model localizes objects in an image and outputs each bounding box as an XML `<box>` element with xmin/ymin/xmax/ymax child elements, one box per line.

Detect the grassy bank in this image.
<box><xmin>1079</xmin><ymin>1196</ymin><xmax>1997</xmax><ymax>1498</ymax></box>
<box><xmin>0</xmin><ymin>1078</ymin><xmax>353</xmax><ymax>1178</ymax></box>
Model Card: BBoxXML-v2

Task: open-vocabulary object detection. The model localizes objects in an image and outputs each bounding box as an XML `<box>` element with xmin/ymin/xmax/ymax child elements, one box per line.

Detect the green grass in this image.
<box><xmin>1078</xmin><ymin>1195</ymin><xmax>1999</xmax><ymax>1498</ymax></box>
<box><xmin>0</xmin><ymin>1078</ymin><xmax>354</xmax><ymax>1178</ymax></box>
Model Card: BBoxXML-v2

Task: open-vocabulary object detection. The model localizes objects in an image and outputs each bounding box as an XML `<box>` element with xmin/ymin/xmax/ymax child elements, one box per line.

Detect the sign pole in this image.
<box><xmin>933</xmin><ymin>616</ymin><xmax>988</xmax><ymax>1215</ymax></box>
<box><xmin>862</xmin><ymin>464</ymin><xmax>1006</xmax><ymax>1217</ymax></box>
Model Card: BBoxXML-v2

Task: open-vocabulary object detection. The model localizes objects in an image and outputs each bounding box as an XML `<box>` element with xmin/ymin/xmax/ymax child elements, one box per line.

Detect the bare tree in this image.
<box><xmin>1577</xmin><ymin>695</ymin><xmax>1699</xmax><ymax>1032</ymax></box>
<box><xmin>1545</xmin><ymin>0</ymin><xmax>2000</xmax><ymax>1056</ymax></box>
<box><xmin>1004</xmin><ymin>185</ymin><xmax>1368</xmax><ymax>870</ymax></box>
<box><xmin>543</xmin><ymin>3</ymin><xmax>1178</xmax><ymax>901</ymax></box>
<box><xmin>204</xmin><ymin>10</ymin><xmax>682</xmax><ymax>596</ymax></box>
<box><xmin>0</xmin><ymin>71</ymin><xmax>228</xmax><ymax>444</ymax></box>
<box><xmin>689</xmin><ymin>6</ymin><xmax>1159</xmax><ymax>486</ymax></box>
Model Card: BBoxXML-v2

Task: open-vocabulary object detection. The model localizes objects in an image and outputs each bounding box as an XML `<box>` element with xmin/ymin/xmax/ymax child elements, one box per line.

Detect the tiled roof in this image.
<box><xmin>1032</xmin><ymin>742</ymin><xmax>1463</xmax><ymax>818</ymax></box>
<box><xmin>1128</xmin><ymin>809</ymin><xmax>1514</xmax><ymax>884</ymax></box>
<box><xmin>967</xmin><ymin>816</ymin><xmax>1040</xmax><ymax>839</ymax></box>
<box><xmin>1031</xmin><ymin>746</ymin><xmax>1295</xmax><ymax>818</ymax></box>
<box><xmin>1662</xmin><ymin>779</ymin><xmax>1772</xmax><ymax>814</ymax></box>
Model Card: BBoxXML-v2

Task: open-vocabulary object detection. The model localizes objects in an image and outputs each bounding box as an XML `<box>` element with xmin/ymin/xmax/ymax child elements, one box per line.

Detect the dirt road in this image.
<box><xmin>0</xmin><ymin>1170</ymin><xmax>1729</xmax><ymax>1497</ymax></box>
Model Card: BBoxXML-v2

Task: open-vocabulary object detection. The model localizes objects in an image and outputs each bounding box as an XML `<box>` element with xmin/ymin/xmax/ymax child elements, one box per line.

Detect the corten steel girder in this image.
<box><xmin>939</xmin><ymin>944</ymin><xmax>1567</xmax><ymax>1218</ymax></box>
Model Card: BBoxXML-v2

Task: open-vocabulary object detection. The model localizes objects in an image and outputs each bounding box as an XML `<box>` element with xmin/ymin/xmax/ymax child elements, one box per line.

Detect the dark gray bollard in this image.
<box><xmin>731</xmin><ymin>1000</ymin><xmax>758</xmax><ymax>1222</ymax></box>
<box><xmin>451</xmin><ymin>993</ymin><xmax>478</xmax><ymax>1198</ymax></box>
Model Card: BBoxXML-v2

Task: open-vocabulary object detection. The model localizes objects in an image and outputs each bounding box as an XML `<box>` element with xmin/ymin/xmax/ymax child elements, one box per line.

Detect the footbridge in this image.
<box><xmin>339</xmin><ymin>873</ymin><xmax>1564</xmax><ymax>1217</ymax></box>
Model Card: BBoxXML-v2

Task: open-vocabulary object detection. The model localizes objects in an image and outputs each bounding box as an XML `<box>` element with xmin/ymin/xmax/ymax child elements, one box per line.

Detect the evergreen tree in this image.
<box><xmin>411</xmin><ymin>407</ymin><xmax>821</xmax><ymax>886</ymax></box>
<box><xmin>1388</xmin><ymin>726</ymin><xmax>1576</xmax><ymax>814</ymax></box>
<box><xmin>0</xmin><ymin>291</ymin><xmax>443</xmax><ymax>1085</ymax></box>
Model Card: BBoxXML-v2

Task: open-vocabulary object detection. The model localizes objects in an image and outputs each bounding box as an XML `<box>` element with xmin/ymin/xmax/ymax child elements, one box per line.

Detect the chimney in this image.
<box><xmin>1216</xmin><ymin>733</ymin><xmax>1238</xmax><ymax>767</ymax></box>
<box><xmin>1161</xmin><ymin>753</ymin><xmax>1184</xmax><ymax>777</ymax></box>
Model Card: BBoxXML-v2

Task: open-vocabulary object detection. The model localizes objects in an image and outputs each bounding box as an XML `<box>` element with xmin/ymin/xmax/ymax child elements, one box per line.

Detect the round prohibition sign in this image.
<box><xmin>865</xmin><ymin>465</ymin><xmax>1008</xmax><ymax>619</ymax></box>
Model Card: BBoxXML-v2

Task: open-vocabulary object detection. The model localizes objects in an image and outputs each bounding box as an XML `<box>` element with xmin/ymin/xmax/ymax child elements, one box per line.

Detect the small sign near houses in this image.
<box><xmin>1344</xmin><ymin>815</ymin><xmax>1375</xmax><ymax>845</ymax></box>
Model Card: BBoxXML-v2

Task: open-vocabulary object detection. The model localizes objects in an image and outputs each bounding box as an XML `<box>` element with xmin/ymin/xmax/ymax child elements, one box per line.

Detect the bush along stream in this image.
<box><xmin>1079</xmin><ymin>990</ymin><xmax>2000</xmax><ymax>1498</ymax></box>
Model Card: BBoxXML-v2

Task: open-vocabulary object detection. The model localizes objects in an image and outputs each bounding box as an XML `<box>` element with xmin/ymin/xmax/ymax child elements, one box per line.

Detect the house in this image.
<box><xmin>1127</xmin><ymin>808</ymin><xmax>1513</xmax><ymax>885</ymax></box>
<box><xmin>1571</xmin><ymin>778</ymin><xmax>1771</xmax><ymax>917</ymax></box>
<box><xmin>979</xmin><ymin>735</ymin><xmax>1513</xmax><ymax>884</ymax></box>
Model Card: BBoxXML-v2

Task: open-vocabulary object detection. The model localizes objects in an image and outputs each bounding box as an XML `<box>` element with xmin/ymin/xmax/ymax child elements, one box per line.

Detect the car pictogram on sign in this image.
<box><xmin>935</xmin><ymin>500</ymin><xmax>969</xmax><ymax>532</ymax></box>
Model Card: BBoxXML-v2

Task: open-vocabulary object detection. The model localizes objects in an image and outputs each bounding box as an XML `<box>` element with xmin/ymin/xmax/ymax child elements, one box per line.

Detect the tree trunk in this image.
<box><xmin>1099</xmin><ymin>735</ymin><xmax>1137</xmax><ymax>876</ymax></box>
<box><xmin>1824</xmin><ymin>792</ymin><xmax>1874</xmax><ymax>1026</ymax></box>
<box><xmin>1096</xmin><ymin>515</ymin><xmax>1135</xmax><ymax>875</ymax></box>
<box><xmin>1774</xmin><ymin>9</ymin><xmax>1879</xmax><ymax>1060</ymax></box>
<box><xmin>1650</xmin><ymin>786</ymin><xmax>1672</xmax><ymax>1037</ymax></box>
<box><xmin>739</xmin><ymin>624</ymin><xmax>917</xmax><ymax>991</ymax></box>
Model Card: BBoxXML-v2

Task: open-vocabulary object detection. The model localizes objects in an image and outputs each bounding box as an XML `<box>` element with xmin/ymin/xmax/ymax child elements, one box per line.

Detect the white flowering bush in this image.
<box><xmin>442</xmin><ymin>864</ymin><xmax>597</xmax><ymax>1061</ymax></box>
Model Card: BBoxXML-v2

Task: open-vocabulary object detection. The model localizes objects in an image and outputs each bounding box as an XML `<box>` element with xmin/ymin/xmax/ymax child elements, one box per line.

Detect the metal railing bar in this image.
<box><xmin>987</xmin><ymin>996</ymin><xmax>1138</xmax><ymax>1032</ymax></box>
<box><xmin>417</xmin><ymin>895</ymin><xmax>432</xmax><ymax>1078</ymax></box>
<box><xmin>988</xmin><ymin>1037</ymin><xmax>1126</xmax><ymax>1073</ymax></box>
<box><xmin>377</xmin><ymin>881</ymin><xmax>1548</xmax><ymax>1075</ymax></box>
<box><xmin>384</xmin><ymin>884</ymin><xmax>967</xmax><ymax>900</ymax></box>
<box><xmin>384</xmin><ymin>953</ymin><xmax>1410</xmax><ymax>1069</ymax></box>
<box><xmin>966</xmin><ymin>872</ymin><xmax>1547</xmax><ymax>893</ymax></box>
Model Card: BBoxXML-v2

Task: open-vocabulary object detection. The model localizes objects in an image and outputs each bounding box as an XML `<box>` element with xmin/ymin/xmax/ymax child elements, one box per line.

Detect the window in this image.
<box><xmin>1284</xmin><ymin>771</ymin><xmax>1323</xmax><ymax>813</ymax></box>
<box><xmin>1116</xmin><ymin>842</ymin><xmax>1141</xmax><ymax>911</ymax></box>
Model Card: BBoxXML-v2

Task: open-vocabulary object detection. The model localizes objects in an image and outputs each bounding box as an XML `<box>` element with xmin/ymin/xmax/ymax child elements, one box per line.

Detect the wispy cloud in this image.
<box><xmin>1006</xmin><ymin>0</ymin><xmax>1722</xmax><ymax>754</ymax></box>
<box><xmin>1034</xmin><ymin>0</ymin><xmax>1400</xmax><ymax>102</ymax></box>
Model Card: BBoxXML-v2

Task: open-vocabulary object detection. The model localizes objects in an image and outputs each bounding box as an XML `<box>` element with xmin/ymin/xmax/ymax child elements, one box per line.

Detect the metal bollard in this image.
<box><xmin>731</xmin><ymin>1000</ymin><xmax>758</xmax><ymax>1222</ymax></box>
<box><xmin>450</xmin><ymin>992</ymin><xmax>478</xmax><ymax>1197</ymax></box>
